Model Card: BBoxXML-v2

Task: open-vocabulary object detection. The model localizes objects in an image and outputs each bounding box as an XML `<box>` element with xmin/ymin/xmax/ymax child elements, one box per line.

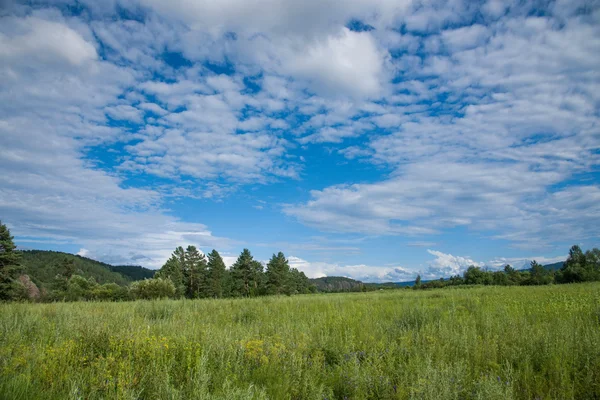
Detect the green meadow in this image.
<box><xmin>1</xmin><ymin>284</ymin><xmax>599</xmax><ymax>400</ymax></box>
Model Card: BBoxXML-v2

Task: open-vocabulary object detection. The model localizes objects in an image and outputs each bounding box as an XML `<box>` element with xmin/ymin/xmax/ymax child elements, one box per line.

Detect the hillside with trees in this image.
<box><xmin>19</xmin><ymin>250</ymin><xmax>151</xmax><ymax>287</ymax></box>
<box><xmin>310</xmin><ymin>276</ymin><xmax>365</xmax><ymax>292</ymax></box>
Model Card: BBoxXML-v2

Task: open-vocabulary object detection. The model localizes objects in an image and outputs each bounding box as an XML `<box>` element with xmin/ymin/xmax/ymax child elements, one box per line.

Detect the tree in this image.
<box><xmin>0</xmin><ymin>221</ymin><xmax>22</xmax><ymax>301</ymax></box>
<box><xmin>527</xmin><ymin>260</ymin><xmax>552</xmax><ymax>285</ymax></box>
<box><xmin>463</xmin><ymin>266</ymin><xmax>491</xmax><ymax>285</ymax></box>
<box><xmin>207</xmin><ymin>249</ymin><xmax>227</xmax><ymax>298</ymax></box>
<box><xmin>556</xmin><ymin>245</ymin><xmax>587</xmax><ymax>283</ymax></box>
<box><xmin>415</xmin><ymin>274</ymin><xmax>422</xmax><ymax>287</ymax></box>
<box><xmin>265</xmin><ymin>252</ymin><xmax>291</xmax><ymax>295</ymax></box>
<box><xmin>155</xmin><ymin>249</ymin><xmax>185</xmax><ymax>297</ymax></box>
<box><xmin>183</xmin><ymin>245</ymin><xmax>207</xmax><ymax>298</ymax></box>
<box><xmin>230</xmin><ymin>249</ymin><xmax>264</xmax><ymax>297</ymax></box>
<box><xmin>289</xmin><ymin>268</ymin><xmax>312</xmax><ymax>294</ymax></box>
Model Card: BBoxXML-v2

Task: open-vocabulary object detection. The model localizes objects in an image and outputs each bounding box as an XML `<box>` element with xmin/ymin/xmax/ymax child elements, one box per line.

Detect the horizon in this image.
<box><xmin>1</xmin><ymin>0</ymin><xmax>598</xmax><ymax>283</ymax></box>
<box><xmin>13</xmin><ymin>246</ymin><xmax>567</xmax><ymax>284</ymax></box>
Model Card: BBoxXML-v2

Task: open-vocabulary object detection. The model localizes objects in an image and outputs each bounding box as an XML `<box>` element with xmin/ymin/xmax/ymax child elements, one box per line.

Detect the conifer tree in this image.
<box><xmin>207</xmin><ymin>249</ymin><xmax>227</xmax><ymax>298</ymax></box>
<box><xmin>183</xmin><ymin>245</ymin><xmax>207</xmax><ymax>298</ymax></box>
<box><xmin>0</xmin><ymin>221</ymin><xmax>22</xmax><ymax>301</ymax></box>
<box><xmin>155</xmin><ymin>249</ymin><xmax>185</xmax><ymax>297</ymax></box>
<box><xmin>266</xmin><ymin>252</ymin><xmax>290</xmax><ymax>295</ymax></box>
<box><xmin>230</xmin><ymin>249</ymin><xmax>264</xmax><ymax>297</ymax></box>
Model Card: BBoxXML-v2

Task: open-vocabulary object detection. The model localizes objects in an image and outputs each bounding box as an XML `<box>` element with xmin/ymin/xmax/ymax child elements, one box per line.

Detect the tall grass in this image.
<box><xmin>1</xmin><ymin>284</ymin><xmax>599</xmax><ymax>399</ymax></box>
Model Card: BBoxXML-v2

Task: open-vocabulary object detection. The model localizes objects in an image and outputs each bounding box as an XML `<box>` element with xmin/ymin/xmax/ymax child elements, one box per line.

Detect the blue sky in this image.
<box><xmin>1</xmin><ymin>0</ymin><xmax>599</xmax><ymax>282</ymax></box>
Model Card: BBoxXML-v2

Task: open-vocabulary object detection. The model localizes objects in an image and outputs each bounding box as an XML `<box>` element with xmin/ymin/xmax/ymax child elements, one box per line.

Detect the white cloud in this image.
<box><xmin>0</xmin><ymin>16</ymin><xmax>97</xmax><ymax>66</ymax></box>
<box><xmin>1</xmin><ymin>0</ymin><xmax>598</xmax><ymax>273</ymax></box>
<box><xmin>425</xmin><ymin>250</ymin><xmax>483</xmax><ymax>278</ymax></box>
<box><xmin>105</xmin><ymin>105</ymin><xmax>144</xmax><ymax>123</ymax></box>
<box><xmin>441</xmin><ymin>24</ymin><xmax>489</xmax><ymax>51</ymax></box>
<box><xmin>77</xmin><ymin>248</ymin><xmax>90</xmax><ymax>257</ymax></box>
<box><xmin>288</xmin><ymin>256</ymin><xmax>416</xmax><ymax>282</ymax></box>
<box><xmin>286</xmin><ymin>28</ymin><xmax>389</xmax><ymax>98</ymax></box>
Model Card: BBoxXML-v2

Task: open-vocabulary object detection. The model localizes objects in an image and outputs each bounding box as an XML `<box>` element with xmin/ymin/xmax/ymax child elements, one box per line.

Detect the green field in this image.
<box><xmin>1</xmin><ymin>284</ymin><xmax>599</xmax><ymax>399</ymax></box>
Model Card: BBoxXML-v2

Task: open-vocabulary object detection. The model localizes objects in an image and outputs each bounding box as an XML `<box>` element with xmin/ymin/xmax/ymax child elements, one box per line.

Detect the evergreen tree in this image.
<box><xmin>289</xmin><ymin>268</ymin><xmax>311</xmax><ymax>294</ymax></box>
<box><xmin>0</xmin><ymin>221</ymin><xmax>22</xmax><ymax>301</ymax></box>
<box><xmin>528</xmin><ymin>260</ymin><xmax>552</xmax><ymax>285</ymax></box>
<box><xmin>415</xmin><ymin>274</ymin><xmax>422</xmax><ymax>287</ymax></box>
<box><xmin>207</xmin><ymin>249</ymin><xmax>227</xmax><ymax>298</ymax></box>
<box><xmin>265</xmin><ymin>252</ymin><xmax>290</xmax><ymax>295</ymax></box>
<box><xmin>230</xmin><ymin>249</ymin><xmax>264</xmax><ymax>297</ymax></box>
<box><xmin>183</xmin><ymin>246</ymin><xmax>207</xmax><ymax>298</ymax></box>
<box><xmin>155</xmin><ymin>250</ymin><xmax>185</xmax><ymax>297</ymax></box>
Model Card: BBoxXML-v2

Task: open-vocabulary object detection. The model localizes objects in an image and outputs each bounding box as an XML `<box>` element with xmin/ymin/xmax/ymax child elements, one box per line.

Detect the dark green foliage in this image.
<box><xmin>108</xmin><ymin>264</ymin><xmax>155</xmax><ymax>281</ymax></box>
<box><xmin>289</xmin><ymin>268</ymin><xmax>313</xmax><ymax>294</ymax></box>
<box><xmin>555</xmin><ymin>245</ymin><xmax>600</xmax><ymax>283</ymax></box>
<box><xmin>130</xmin><ymin>278</ymin><xmax>176</xmax><ymax>300</ymax></box>
<box><xmin>155</xmin><ymin>255</ymin><xmax>185</xmax><ymax>297</ymax></box>
<box><xmin>0</xmin><ymin>222</ymin><xmax>22</xmax><ymax>301</ymax></box>
<box><xmin>182</xmin><ymin>245</ymin><xmax>208</xmax><ymax>298</ymax></box>
<box><xmin>265</xmin><ymin>252</ymin><xmax>291</xmax><ymax>295</ymax></box>
<box><xmin>206</xmin><ymin>249</ymin><xmax>228</xmax><ymax>298</ymax></box>
<box><xmin>20</xmin><ymin>250</ymin><xmax>141</xmax><ymax>288</ymax></box>
<box><xmin>527</xmin><ymin>260</ymin><xmax>553</xmax><ymax>285</ymax></box>
<box><xmin>230</xmin><ymin>249</ymin><xmax>264</xmax><ymax>297</ymax></box>
<box><xmin>310</xmin><ymin>276</ymin><xmax>364</xmax><ymax>292</ymax></box>
<box><xmin>414</xmin><ymin>274</ymin><xmax>422</xmax><ymax>288</ymax></box>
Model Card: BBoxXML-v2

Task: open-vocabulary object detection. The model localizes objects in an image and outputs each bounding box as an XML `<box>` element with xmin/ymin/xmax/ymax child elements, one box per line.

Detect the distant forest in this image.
<box><xmin>1</xmin><ymin>221</ymin><xmax>599</xmax><ymax>302</ymax></box>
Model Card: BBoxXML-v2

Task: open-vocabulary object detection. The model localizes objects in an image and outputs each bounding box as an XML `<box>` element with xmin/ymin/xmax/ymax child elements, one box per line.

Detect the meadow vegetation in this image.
<box><xmin>1</xmin><ymin>284</ymin><xmax>599</xmax><ymax>399</ymax></box>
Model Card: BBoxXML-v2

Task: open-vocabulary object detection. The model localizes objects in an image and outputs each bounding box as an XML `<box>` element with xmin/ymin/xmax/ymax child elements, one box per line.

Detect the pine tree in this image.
<box><xmin>155</xmin><ymin>248</ymin><xmax>186</xmax><ymax>297</ymax></box>
<box><xmin>207</xmin><ymin>249</ymin><xmax>227</xmax><ymax>298</ymax></box>
<box><xmin>230</xmin><ymin>249</ymin><xmax>264</xmax><ymax>297</ymax></box>
<box><xmin>289</xmin><ymin>268</ymin><xmax>311</xmax><ymax>294</ymax></box>
<box><xmin>265</xmin><ymin>252</ymin><xmax>290</xmax><ymax>295</ymax></box>
<box><xmin>183</xmin><ymin>246</ymin><xmax>207</xmax><ymax>298</ymax></box>
<box><xmin>0</xmin><ymin>221</ymin><xmax>22</xmax><ymax>301</ymax></box>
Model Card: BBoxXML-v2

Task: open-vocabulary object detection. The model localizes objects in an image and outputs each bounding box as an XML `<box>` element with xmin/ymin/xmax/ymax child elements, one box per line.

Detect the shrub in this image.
<box><xmin>130</xmin><ymin>278</ymin><xmax>176</xmax><ymax>300</ymax></box>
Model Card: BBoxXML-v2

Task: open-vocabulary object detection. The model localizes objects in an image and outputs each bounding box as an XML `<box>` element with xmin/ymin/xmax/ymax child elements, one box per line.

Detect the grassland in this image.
<box><xmin>1</xmin><ymin>284</ymin><xmax>599</xmax><ymax>399</ymax></box>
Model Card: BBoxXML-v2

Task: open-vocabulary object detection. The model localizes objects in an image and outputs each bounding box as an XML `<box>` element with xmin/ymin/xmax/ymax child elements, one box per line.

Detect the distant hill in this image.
<box><xmin>106</xmin><ymin>264</ymin><xmax>156</xmax><ymax>281</ymax></box>
<box><xmin>310</xmin><ymin>276</ymin><xmax>365</xmax><ymax>292</ymax></box>
<box><xmin>542</xmin><ymin>261</ymin><xmax>564</xmax><ymax>271</ymax></box>
<box><xmin>19</xmin><ymin>250</ymin><xmax>155</xmax><ymax>290</ymax></box>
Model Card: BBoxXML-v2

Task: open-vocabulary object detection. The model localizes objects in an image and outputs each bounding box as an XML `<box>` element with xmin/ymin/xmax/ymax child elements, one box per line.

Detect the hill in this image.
<box><xmin>310</xmin><ymin>276</ymin><xmax>365</xmax><ymax>292</ymax></box>
<box><xmin>542</xmin><ymin>261</ymin><xmax>564</xmax><ymax>271</ymax></box>
<box><xmin>19</xmin><ymin>250</ymin><xmax>155</xmax><ymax>290</ymax></box>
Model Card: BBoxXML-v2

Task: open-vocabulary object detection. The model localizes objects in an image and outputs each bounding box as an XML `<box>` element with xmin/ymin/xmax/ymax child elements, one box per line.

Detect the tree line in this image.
<box><xmin>412</xmin><ymin>245</ymin><xmax>600</xmax><ymax>290</ymax></box>
<box><xmin>145</xmin><ymin>246</ymin><xmax>315</xmax><ymax>299</ymax></box>
<box><xmin>2</xmin><ymin>220</ymin><xmax>599</xmax><ymax>301</ymax></box>
<box><xmin>0</xmin><ymin>221</ymin><xmax>314</xmax><ymax>301</ymax></box>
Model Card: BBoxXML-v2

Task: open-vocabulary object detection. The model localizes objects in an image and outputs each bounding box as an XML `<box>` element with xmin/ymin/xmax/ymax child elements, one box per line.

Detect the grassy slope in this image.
<box><xmin>1</xmin><ymin>283</ymin><xmax>599</xmax><ymax>399</ymax></box>
<box><xmin>19</xmin><ymin>250</ymin><xmax>154</xmax><ymax>289</ymax></box>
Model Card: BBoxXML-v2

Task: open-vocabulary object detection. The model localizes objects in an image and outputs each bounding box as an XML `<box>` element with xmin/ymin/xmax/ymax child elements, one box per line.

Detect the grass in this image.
<box><xmin>1</xmin><ymin>284</ymin><xmax>599</xmax><ymax>399</ymax></box>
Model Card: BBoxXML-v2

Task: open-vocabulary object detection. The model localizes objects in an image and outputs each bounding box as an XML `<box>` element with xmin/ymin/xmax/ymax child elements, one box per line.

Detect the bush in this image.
<box><xmin>130</xmin><ymin>278</ymin><xmax>176</xmax><ymax>300</ymax></box>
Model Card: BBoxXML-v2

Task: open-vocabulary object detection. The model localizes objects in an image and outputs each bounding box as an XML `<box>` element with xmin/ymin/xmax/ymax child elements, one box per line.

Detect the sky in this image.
<box><xmin>0</xmin><ymin>0</ymin><xmax>599</xmax><ymax>282</ymax></box>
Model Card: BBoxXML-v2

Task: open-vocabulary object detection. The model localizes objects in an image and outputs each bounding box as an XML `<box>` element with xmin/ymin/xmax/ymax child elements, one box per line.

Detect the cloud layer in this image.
<box><xmin>0</xmin><ymin>0</ymin><xmax>598</xmax><ymax>277</ymax></box>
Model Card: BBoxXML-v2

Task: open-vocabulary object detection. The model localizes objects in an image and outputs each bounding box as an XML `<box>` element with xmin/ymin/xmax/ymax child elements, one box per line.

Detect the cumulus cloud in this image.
<box><xmin>425</xmin><ymin>250</ymin><xmax>483</xmax><ymax>278</ymax></box>
<box><xmin>288</xmin><ymin>256</ymin><xmax>415</xmax><ymax>282</ymax></box>
<box><xmin>0</xmin><ymin>16</ymin><xmax>97</xmax><ymax>66</ymax></box>
<box><xmin>1</xmin><ymin>0</ymin><xmax>598</xmax><ymax>272</ymax></box>
<box><xmin>285</xmin><ymin>6</ymin><xmax>600</xmax><ymax>250</ymax></box>
<box><xmin>286</xmin><ymin>28</ymin><xmax>389</xmax><ymax>98</ymax></box>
